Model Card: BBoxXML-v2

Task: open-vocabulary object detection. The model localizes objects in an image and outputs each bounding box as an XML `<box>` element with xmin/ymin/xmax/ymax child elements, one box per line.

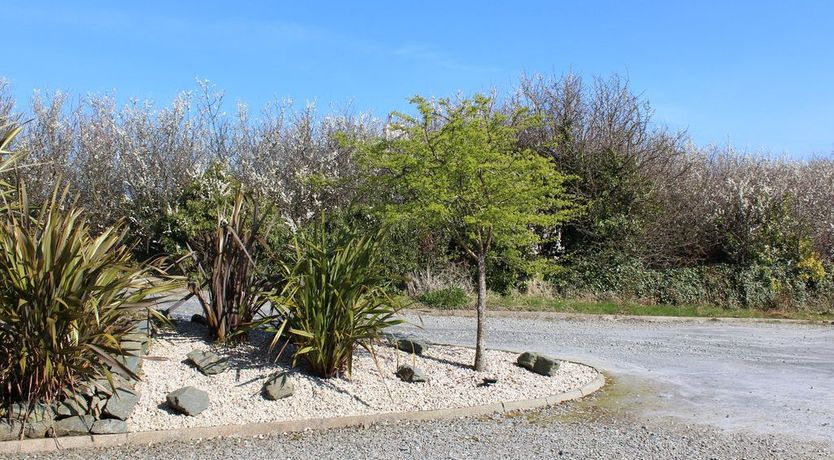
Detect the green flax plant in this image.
<box><xmin>0</xmin><ymin>184</ymin><xmax>176</xmax><ymax>405</ymax></box>
<box><xmin>270</xmin><ymin>219</ymin><xmax>401</xmax><ymax>378</ymax></box>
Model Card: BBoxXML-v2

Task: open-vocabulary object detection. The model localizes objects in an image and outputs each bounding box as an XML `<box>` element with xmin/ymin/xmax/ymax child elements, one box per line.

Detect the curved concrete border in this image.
<box><xmin>0</xmin><ymin>362</ymin><xmax>604</xmax><ymax>454</ymax></box>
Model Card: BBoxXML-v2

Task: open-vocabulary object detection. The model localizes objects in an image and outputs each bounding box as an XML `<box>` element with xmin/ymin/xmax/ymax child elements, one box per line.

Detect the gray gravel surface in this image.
<box><xmin>397</xmin><ymin>312</ymin><xmax>834</xmax><ymax>443</ymax></box>
<box><xmin>3</xmin><ymin>399</ymin><xmax>831</xmax><ymax>459</ymax></box>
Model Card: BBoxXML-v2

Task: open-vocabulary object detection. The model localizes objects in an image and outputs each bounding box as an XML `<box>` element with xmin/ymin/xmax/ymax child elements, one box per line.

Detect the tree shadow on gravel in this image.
<box><xmin>412</xmin><ymin>352</ymin><xmax>473</xmax><ymax>371</ymax></box>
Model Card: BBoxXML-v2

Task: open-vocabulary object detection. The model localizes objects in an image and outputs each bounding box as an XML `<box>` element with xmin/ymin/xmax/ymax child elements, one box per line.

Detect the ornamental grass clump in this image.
<box><xmin>0</xmin><ymin>184</ymin><xmax>175</xmax><ymax>405</ymax></box>
<box><xmin>271</xmin><ymin>220</ymin><xmax>401</xmax><ymax>378</ymax></box>
<box><xmin>185</xmin><ymin>187</ymin><xmax>277</xmax><ymax>343</ymax></box>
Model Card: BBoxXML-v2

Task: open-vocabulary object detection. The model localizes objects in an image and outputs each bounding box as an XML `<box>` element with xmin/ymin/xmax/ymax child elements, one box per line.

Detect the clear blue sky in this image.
<box><xmin>5</xmin><ymin>1</ymin><xmax>834</xmax><ymax>157</ymax></box>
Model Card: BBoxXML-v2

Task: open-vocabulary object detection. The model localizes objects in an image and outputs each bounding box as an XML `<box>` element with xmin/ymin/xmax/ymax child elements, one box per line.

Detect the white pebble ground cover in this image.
<box><xmin>129</xmin><ymin>322</ymin><xmax>598</xmax><ymax>432</ymax></box>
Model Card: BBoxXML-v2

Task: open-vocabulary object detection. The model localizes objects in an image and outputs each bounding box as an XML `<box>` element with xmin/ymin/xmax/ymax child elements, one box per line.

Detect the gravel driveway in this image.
<box><xmin>4</xmin><ymin>311</ymin><xmax>832</xmax><ymax>459</ymax></box>
<box><xmin>397</xmin><ymin>312</ymin><xmax>834</xmax><ymax>443</ymax></box>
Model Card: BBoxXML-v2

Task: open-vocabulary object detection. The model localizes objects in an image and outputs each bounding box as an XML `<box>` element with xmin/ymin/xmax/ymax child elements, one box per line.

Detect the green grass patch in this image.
<box><xmin>409</xmin><ymin>292</ymin><xmax>834</xmax><ymax>321</ymax></box>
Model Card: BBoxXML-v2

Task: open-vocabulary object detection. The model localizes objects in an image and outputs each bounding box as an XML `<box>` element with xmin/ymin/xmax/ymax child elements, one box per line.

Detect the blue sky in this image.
<box><xmin>5</xmin><ymin>1</ymin><xmax>834</xmax><ymax>157</ymax></box>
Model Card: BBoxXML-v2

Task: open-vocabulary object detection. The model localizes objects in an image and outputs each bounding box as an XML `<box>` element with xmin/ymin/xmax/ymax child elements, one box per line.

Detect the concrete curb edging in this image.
<box><xmin>0</xmin><ymin>365</ymin><xmax>605</xmax><ymax>454</ymax></box>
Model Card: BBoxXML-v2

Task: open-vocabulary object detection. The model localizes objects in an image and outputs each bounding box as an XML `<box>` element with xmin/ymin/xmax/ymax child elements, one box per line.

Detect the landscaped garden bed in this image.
<box><xmin>125</xmin><ymin>321</ymin><xmax>598</xmax><ymax>432</ymax></box>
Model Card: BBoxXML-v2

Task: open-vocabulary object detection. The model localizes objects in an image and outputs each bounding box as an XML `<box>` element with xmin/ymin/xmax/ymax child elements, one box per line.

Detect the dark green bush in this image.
<box><xmin>418</xmin><ymin>287</ymin><xmax>469</xmax><ymax>309</ymax></box>
<box><xmin>551</xmin><ymin>253</ymin><xmax>834</xmax><ymax>312</ymax></box>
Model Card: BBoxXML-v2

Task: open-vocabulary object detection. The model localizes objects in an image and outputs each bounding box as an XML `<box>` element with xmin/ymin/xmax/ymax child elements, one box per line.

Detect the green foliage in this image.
<box><xmin>552</xmin><ymin>255</ymin><xmax>834</xmax><ymax>312</ymax></box>
<box><xmin>315</xmin><ymin>208</ymin><xmax>453</xmax><ymax>285</ymax></box>
<box><xmin>562</xmin><ymin>148</ymin><xmax>654</xmax><ymax>255</ymax></box>
<box><xmin>418</xmin><ymin>287</ymin><xmax>469</xmax><ymax>309</ymax></box>
<box><xmin>0</xmin><ymin>185</ymin><xmax>175</xmax><ymax>404</ymax></box>
<box><xmin>185</xmin><ymin>188</ymin><xmax>277</xmax><ymax>343</ymax></box>
<box><xmin>270</xmin><ymin>219</ymin><xmax>402</xmax><ymax>378</ymax></box>
<box><xmin>358</xmin><ymin>94</ymin><xmax>579</xmax><ymax>370</ymax></box>
<box><xmin>359</xmin><ymin>95</ymin><xmax>577</xmax><ymax>265</ymax></box>
<box><xmin>158</xmin><ymin>163</ymin><xmax>289</xmax><ymax>274</ymax></box>
<box><xmin>797</xmin><ymin>239</ymin><xmax>826</xmax><ymax>284</ymax></box>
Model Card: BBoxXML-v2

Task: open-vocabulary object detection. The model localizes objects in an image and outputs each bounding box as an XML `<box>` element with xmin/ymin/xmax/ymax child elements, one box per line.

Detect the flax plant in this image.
<box><xmin>271</xmin><ymin>220</ymin><xmax>401</xmax><ymax>378</ymax></box>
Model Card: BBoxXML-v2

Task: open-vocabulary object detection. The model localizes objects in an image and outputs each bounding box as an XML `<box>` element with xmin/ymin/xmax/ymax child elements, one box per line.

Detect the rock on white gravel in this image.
<box><xmin>128</xmin><ymin>322</ymin><xmax>597</xmax><ymax>432</ymax></box>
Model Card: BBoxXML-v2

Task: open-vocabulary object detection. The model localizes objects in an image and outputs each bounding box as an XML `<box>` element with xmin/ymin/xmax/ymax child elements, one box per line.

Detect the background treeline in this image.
<box><xmin>2</xmin><ymin>74</ymin><xmax>833</xmax><ymax>313</ymax></box>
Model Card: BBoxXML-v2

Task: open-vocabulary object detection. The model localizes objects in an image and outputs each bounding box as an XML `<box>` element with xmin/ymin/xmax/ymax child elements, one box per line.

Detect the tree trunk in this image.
<box><xmin>474</xmin><ymin>252</ymin><xmax>487</xmax><ymax>371</ymax></box>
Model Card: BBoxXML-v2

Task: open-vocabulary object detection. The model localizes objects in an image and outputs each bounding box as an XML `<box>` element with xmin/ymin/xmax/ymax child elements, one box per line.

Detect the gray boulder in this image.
<box><xmin>122</xmin><ymin>332</ymin><xmax>151</xmax><ymax>354</ymax></box>
<box><xmin>166</xmin><ymin>386</ymin><xmax>209</xmax><ymax>416</ymax></box>
<box><xmin>516</xmin><ymin>352</ymin><xmax>560</xmax><ymax>376</ymax></box>
<box><xmin>133</xmin><ymin>319</ymin><xmax>150</xmax><ymax>333</ymax></box>
<box><xmin>516</xmin><ymin>352</ymin><xmax>539</xmax><ymax>370</ymax></box>
<box><xmin>532</xmin><ymin>355</ymin><xmax>560</xmax><ymax>376</ymax></box>
<box><xmin>9</xmin><ymin>402</ymin><xmax>54</xmax><ymax>423</ymax></box>
<box><xmin>186</xmin><ymin>350</ymin><xmax>228</xmax><ymax>375</ymax></box>
<box><xmin>111</xmin><ymin>354</ymin><xmax>141</xmax><ymax>378</ymax></box>
<box><xmin>92</xmin><ymin>374</ymin><xmax>135</xmax><ymax>398</ymax></box>
<box><xmin>91</xmin><ymin>419</ymin><xmax>128</xmax><ymax>435</ymax></box>
<box><xmin>53</xmin><ymin>415</ymin><xmax>95</xmax><ymax>436</ymax></box>
<box><xmin>0</xmin><ymin>420</ymin><xmax>23</xmax><ymax>442</ymax></box>
<box><xmin>56</xmin><ymin>394</ymin><xmax>90</xmax><ymax>417</ymax></box>
<box><xmin>263</xmin><ymin>372</ymin><xmax>295</xmax><ymax>400</ymax></box>
<box><xmin>104</xmin><ymin>388</ymin><xmax>140</xmax><ymax>420</ymax></box>
<box><xmin>24</xmin><ymin>421</ymin><xmax>53</xmax><ymax>439</ymax></box>
<box><xmin>395</xmin><ymin>338</ymin><xmax>428</xmax><ymax>355</ymax></box>
<box><xmin>88</xmin><ymin>395</ymin><xmax>106</xmax><ymax>418</ymax></box>
<box><xmin>396</xmin><ymin>364</ymin><xmax>428</xmax><ymax>383</ymax></box>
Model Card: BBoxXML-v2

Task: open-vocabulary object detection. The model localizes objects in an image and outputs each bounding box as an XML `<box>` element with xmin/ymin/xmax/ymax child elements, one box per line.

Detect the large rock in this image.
<box><xmin>532</xmin><ymin>355</ymin><xmax>560</xmax><ymax>376</ymax></box>
<box><xmin>186</xmin><ymin>350</ymin><xmax>228</xmax><ymax>375</ymax></box>
<box><xmin>516</xmin><ymin>352</ymin><xmax>560</xmax><ymax>376</ymax></box>
<box><xmin>24</xmin><ymin>421</ymin><xmax>53</xmax><ymax>439</ymax></box>
<box><xmin>88</xmin><ymin>395</ymin><xmax>106</xmax><ymax>418</ymax></box>
<box><xmin>122</xmin><ymin>332</ymin><xmax>151</xmax><ymax>355</ymax></box>
<box><xmin>0</xmin><ymin>420</ymin><xmax>23</xmax><ymax>442</ymax></box>
<box><xmin>395</xmin><ymin>338</ymin><xmax>428</xmax><ymax>355</ymax></box>
<box><xmin>104</xmin><ymin>388</ymin><xmax>140</xmax><ymax>420</ymax></box>
<box><xmin>396</xmin><ymin>364</ymin><xmax>428</xmax><ymax>383</ymax></box>
<box><xmin>92</xmin><ymin>375</ymin><xmax>136</xmax><ymax>398</ymax></box>
<box><xmin>91</xmin><ymin>419</ymin><xmax>128</xmax><ymax>435</ymax></box>
<box><xmin>516</xmin><ymin>352</ymin><xmax>539</xmax><ymax>370</ymax></box>
<box><xmin>53</xmin><ymin>415</ymin><xmax>95</xmax><ymax>436</ymax></box>
<box><xmin>4</xmin><ymin>404</ymin><xmax>54</xmax><ymax>439</ymax></box>
<box><xmin>120</xmin><ymin>339</ymin><xmax>144</xmax><ymax>355</ymax></box>
<box><xmin>9</xmin><ymin>402</ymin><xmax>54</xmax><ymax>423</ymax></box>
<box><xmin>132</xmin><ymin>319</ymin><xmax>150</xmax><ymax>334</ymax></box>
<box><xmin>111</xmin><ymin>354</ymin><xmax>141</xmax><ymax>378</ymax></box>
<box><xmin>56</xmin><ymin>394</ymin><xmax>90</xmax><ymax>417</ymax></box>
<box><xmin>263</xmin><ymin>372</ymin><xmax>295</xmax><ymax>400</ymax></box>
<box><xmin>166</xmin><ymin>386</ymin><xmax>209</xmax><ymax>416</ymax></box>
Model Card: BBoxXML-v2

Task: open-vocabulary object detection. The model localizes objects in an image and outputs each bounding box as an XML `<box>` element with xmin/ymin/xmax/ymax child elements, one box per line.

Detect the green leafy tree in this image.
<box><xmin>359</xmin><ymin>95</ymin><xmax>577</xmax><ymax>370</ymax></box>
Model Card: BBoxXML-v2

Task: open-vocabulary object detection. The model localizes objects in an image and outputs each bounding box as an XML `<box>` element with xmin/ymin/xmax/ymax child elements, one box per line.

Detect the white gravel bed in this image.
<box><xmin>129</xmin><ymin>322</ymin><xmax>598</xmax><ymax>432</ymax></box>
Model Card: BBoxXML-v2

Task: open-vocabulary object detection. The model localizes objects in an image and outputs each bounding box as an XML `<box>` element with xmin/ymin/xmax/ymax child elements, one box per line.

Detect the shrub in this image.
<box><xmin>271</xmin><ymin>219</ymin><xmax>401</xmax><ymax>378</ymax></box>
<box><xmin>184</xmin><ymin>188</ymin><xmax>277</xmax><ymax>343</ymax></box>
<box><xmin>0</xmin><ymin>185</ymin><xmax>174</xmax><ymax>405</ymax></box>
<box><xmin>418</xmin><ymin>287</ymin><xmax>469</xmax><ymax>309</ymax></box>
